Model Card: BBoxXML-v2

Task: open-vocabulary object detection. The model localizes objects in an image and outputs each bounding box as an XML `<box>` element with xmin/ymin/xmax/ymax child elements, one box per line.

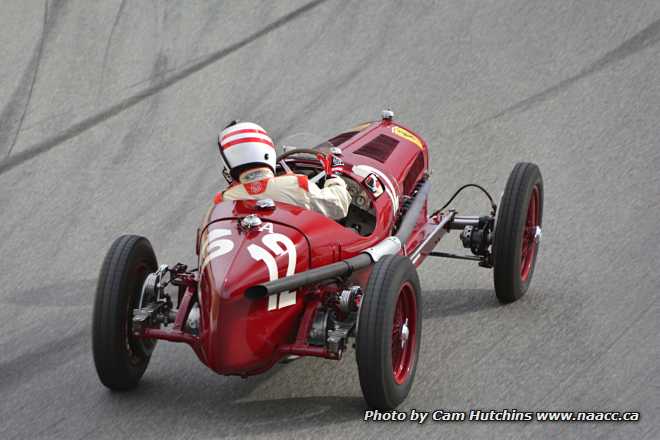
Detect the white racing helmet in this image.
<box><xmin>218</xmin><ymin>121</ymin><xmax>276</xmax><ymax>182</ymax></box>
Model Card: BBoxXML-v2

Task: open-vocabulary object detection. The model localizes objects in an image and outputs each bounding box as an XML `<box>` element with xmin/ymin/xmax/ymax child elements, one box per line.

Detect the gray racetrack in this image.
<box><xmin>1</xmin><ymin>1</ymin><xmax>658</xmax><ymax>439</ymax></box>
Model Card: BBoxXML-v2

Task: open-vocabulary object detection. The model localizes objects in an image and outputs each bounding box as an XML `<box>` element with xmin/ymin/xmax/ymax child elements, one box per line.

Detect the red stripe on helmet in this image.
<box><xmin>221</xmin><ymin>128</ymin><xmax>267</xmax><ymax>142</ymax></box>
<box><xmin>221</xmin><ymin>137</ymin><xmax>274</xmax><ymax>150</ymax></box>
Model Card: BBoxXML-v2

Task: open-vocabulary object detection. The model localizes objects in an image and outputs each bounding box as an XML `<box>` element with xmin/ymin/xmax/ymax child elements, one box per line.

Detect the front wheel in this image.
<box><xmin>92</xmin><ymin>235</ymin><xmax>158</xmax><ymax>390</ymax></box>
<box><xmin>492</xmin><ymin>162</ymin><xmax>544</xmax><ymax>303</ymax></box>
<box><xmin>355</xmin><ymin>255</ymin><xmax>422</xmax><ymax>410</ymax></box>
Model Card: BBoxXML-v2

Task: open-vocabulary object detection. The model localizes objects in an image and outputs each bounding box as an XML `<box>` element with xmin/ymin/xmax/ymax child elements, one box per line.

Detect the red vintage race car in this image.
<box><xmin>92</xmin><ymin>110</ymin><xmax>543</xmax><ymax>410</ymax></box>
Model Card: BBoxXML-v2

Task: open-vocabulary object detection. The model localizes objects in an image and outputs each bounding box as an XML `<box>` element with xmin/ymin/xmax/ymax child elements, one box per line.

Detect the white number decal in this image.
<box><xmin>258</xmin><ymin>222</ymin><xmax>274</xmax><ymax>233</ymax></box>
<box><xmin>202</xmin><ymin>224</ymin><xmax>297</xmax><ymax>311</ymax></box>
<box><xmin>202</xmin><ymin>228</ymin><xmax>234</xmax><ymax>268</ymax></box>
<box><xmin>261</xmin><ymin>233</ymin><xmax>297</xmax><ymax>309</ymax></box>
<box><xmin>248</xmin><ymin>232</ymin><xmax>297</xmax><ymax>310</ymax></box>
<box><xmin>246</xmin><ymin>243</ymin><xmax>279</xmax><ymax>310</ymax></box>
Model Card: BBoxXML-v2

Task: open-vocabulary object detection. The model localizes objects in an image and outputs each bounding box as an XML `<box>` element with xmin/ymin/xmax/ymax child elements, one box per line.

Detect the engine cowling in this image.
<box><xmin>197</xmin><ymin>216</ymin><xmax>309</xmax><ymax>375</ymax></box>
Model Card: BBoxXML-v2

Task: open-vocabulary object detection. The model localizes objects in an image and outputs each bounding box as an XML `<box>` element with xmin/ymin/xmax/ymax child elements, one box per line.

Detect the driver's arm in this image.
<box><xmin>304</xmin><ymin>176</ymin><xmax>352</xmax><ymax>220</ymax></box>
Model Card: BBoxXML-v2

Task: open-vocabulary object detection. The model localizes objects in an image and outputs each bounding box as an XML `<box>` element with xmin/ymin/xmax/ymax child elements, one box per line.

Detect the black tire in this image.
<box><xmin>355</xmin><ymin>255</ymin><xmax>422</xmax><ymax>410</ymax></box>
<box><xmin>92</xmin><ymin>235</ymin><xmax>158</xmax><ymax>390</ymax></box>
<box><xmin>493</xmin><ymin>162</ymin><xmax>544</xmax><ymax>303</ymax></box>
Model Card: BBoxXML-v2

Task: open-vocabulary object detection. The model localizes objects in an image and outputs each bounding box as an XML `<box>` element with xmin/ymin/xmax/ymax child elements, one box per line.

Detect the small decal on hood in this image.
<box><xmin>392</xmin><ymin>126</ymin><xmax>423</xmax><ymax>150</ymax></box>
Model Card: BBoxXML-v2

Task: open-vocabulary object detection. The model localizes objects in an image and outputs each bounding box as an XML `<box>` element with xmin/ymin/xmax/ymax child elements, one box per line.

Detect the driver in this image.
<box><xmin>216</xmin><ymin>121</ymin><xmax>351</xmax><ymax>220</ymax></box>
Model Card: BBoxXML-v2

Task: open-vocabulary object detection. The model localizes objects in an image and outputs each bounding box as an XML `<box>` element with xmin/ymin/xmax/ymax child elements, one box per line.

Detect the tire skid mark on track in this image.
<box><xmin>0</xmin><ymin>327</ymin><xmax>88</xmax><ymax>394</ymax></box>
<box><xmin>0</xmin><ymin>0</ymin><xmax>58</xmax><ymax>157</ymax></box>
<box><xmin>454</xmin><ymin>17</ymin><xmax>660</xmax><ymax>135</ymax></box>
<box><xmin>111</xmin><ymin>51</ymin><xmax>168</xmax><ymax>168</ymax></box>
<box><xmin>0</xmin><ymin>0</ymin><xmax>329</xmax><ymax>177</ymax></box>
<box><xmin>95</xmin><ymin>0</ymin><xmax>128</xmax><ymax>106</ymax></box>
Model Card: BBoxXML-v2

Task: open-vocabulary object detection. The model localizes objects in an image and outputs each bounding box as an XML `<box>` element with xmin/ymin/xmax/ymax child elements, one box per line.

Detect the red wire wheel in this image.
<box><xmin>520</xmin><ymin>186</ymin><xmax>540</xmax><ymax>282</ymax></box>
<box><xmin>493</xmin><ymin>162</ymin><xmax>544</xmax><ymax>303</ymax></box>
<box><xmin>391</xmin><ymin>282</ymin><xmax>417</xmax><ymax>384</ymax></box>
<box><xmin>356</xmin><ymin>255</ymin><xmax>422</xmax><ymax>410</ymax></box>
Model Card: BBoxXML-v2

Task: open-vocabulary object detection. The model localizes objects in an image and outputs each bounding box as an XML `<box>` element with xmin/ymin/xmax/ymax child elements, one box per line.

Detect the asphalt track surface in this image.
<box><xmin>1</xmin><ymin>1</ymin><xmax>658</xmax><ymax>439</ymax></box>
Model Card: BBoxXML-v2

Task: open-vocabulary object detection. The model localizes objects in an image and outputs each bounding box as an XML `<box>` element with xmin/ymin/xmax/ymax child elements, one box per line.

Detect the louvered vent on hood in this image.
<box><xmin>353</xmin><ymin>135</ymin><xmax>398</xmax><ymax>163</ymax></box>
<box><xmin>327</xmin><ymin>131</ymin><xmax>358</xmax><ymax>147</ymax></box>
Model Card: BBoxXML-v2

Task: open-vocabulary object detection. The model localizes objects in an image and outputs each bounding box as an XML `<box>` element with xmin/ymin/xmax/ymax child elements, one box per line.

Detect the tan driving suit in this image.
<box><xmin>221</xmin><ymin>173</ymin><xmax>351</xmax><ymax>220</ymax></box>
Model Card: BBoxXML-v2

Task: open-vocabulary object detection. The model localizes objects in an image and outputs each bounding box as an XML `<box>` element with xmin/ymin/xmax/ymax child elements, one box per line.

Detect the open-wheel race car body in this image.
<box><xmin>195</xmin><ymin>117</ymin><xmax>433</xmax><ymax>376</ymax></box>
<box><xmin>92</xmin><ymin>111</ymin><xmax>544</xmax><ymax>409</ymax></box>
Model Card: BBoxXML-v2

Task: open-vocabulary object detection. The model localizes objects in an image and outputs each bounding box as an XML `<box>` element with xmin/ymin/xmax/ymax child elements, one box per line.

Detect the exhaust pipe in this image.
<box><xmin>245</xmin><ymin>253</ymin><xmax>373</xmax><ymax>299</ymax></box>
<box><xmin>245</xmin><ymin>179</ymin><xmax>431</xmax><ymax>299</ymax></box>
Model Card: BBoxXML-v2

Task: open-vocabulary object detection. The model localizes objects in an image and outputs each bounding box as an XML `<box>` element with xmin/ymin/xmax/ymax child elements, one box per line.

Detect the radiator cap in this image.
<box><xmin>381</xmin><ymin>108</ymin><xmax>394</xmax><ymax>120</ymax></box>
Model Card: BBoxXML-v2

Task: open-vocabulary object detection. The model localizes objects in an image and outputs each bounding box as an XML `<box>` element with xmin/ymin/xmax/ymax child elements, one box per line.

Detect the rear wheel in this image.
<box><xmin>356</xmin><ymin>255</ymin><xmax>422</xmax><ymax>409</ymax></box>
<box><xmin>492</xmin><ymin>162</ymin><xmax>544</xmax><ymax>303</ymax></box>
<box><xmin>92</xmin><ymin>235</ymin><xmax>158</xmax><ymax>390</ymax></box>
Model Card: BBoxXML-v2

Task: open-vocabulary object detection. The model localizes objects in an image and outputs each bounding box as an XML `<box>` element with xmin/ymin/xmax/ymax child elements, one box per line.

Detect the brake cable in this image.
<box><xmin>431</xmin><ymin>183</ymin><xmax>497</xmax><ymax>217</ymax></box>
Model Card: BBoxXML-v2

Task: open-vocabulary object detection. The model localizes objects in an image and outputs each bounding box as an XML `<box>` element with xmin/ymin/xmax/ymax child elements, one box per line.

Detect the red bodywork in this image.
<box><xmin>144</xmin><ymin>119</ymin><xmax>442</xmax><ymax>376</ymax></box>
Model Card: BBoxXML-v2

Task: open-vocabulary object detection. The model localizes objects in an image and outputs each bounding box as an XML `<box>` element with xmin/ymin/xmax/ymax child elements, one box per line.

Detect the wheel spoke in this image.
<box><xmin>390</xmin><ymin>282</ymin><xmax>417</xmax><ymax>384</ymax></box>
<box><xmin>520</xmin><ymin>186</ymin><xmax>539</xmax><ymax>281</ymax></box>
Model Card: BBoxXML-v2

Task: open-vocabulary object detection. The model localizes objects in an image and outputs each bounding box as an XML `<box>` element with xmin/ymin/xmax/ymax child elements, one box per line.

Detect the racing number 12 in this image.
<box><xmin>247</xmin><ymin>232</ymin><xmax>297</xmax><ymax>311</ymax></box>
<box><xmin>203</xmin><ymin>226</ymin><xmax>297</xmax><ymax>311</ymax></box>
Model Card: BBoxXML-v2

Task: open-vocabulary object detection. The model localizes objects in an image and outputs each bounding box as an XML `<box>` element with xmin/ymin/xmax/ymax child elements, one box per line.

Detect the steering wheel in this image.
<box><xmin>276</xmin><ymin>148</ymin><xmax>329</xmax><ymax>181</ymax></box>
